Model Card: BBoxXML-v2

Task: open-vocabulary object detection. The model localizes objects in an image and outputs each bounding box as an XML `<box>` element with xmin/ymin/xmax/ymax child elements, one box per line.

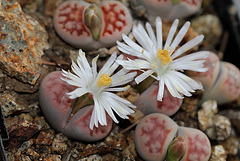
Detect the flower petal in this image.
<box><xmin>111</xmin><ymin>72</ymin><xmax>137</xmax><ymax>87</ymax></box>
<box><xmin>146</xmin><ymin>22</ymin><xmax>157</xmax><ymax>48</ymax></box>
<box><xmin>135</xmin><ymin>70</ymin><xmax>154</xmax><ymax>84</ymax></box>
<box><xmin>170</xmin><ymin>21</ymin><xmax>190</xmax><ymax>52</ymax></box>
<box><xmin>157</xmin><ymin>77</ymin><xmax>165</xmax><ymax>101</ymax></box>
<box><xmin>99</xmin><ymin>52</ymin><xmax>117</xmax><ymax>76</ymax></box>
<box><xmin>171</xmin><ymin>35</ymin><xmax>204</xmax><ymax>60</ymax></box>
<box><xmin>66</xmin><ymin>88</ymin><xmax>88</xmax><ymax>99</ymax></box>
<box><xmin>156</xmin><ymin>17</ymin><xmax>163</xmax><ymax>50</ymax></box>
<box><xmin>164</xmin><ymin>19</ymin><xmax>179</xmax><ymax>50</ymax></box>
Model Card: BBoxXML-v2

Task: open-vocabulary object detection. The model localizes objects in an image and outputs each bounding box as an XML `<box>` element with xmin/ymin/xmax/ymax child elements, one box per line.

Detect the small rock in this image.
<box><xmin>210</xmin><ymin>145</ymin><xmax>227</xmax><ymax>161</ymax></box>
<box><xmin>4</xmin><ymin>74</ymin><xmax>41</xmax><ymax>93</ymax></box>
<box><xmin>79</xmin><ymin>145</ymin><xmax>113</xmax><ymax>159</ymax></box>
<box><xmin>191</xmin><ymin>14</ymin><xmax>222</xmax><ymax>47</ymax></box>
<box><xmin>52</xmin><ymin>142</ymin><xmax>68</xmax><ymax>155</ymax></box>
<box><xmin>122</xmin><ymin>149</ymin><xmax>135</xmax><ymax>161</ymax></box>
<box><xmin>19</xmin><ymin>140</ymin><xmax>34</xmax><ymax>153</ymax></box>
<box><xmin>221</xmin><ymin>136</ymin><xmax>239</xmax><ymax>155</ymax></box>
<box><xmin>102</xmin><ymin>154</ymin><xmax>119</xmax><ymax>161</ymax></box>
<box><xmin>220</xmin><ymin>109</ymin><xmax>240</xmax><ymax>134</ymax></box>
<box><xmin>34</xmin><ymin>130</ymin><xmax>55</xmax><ymax>145</ymax></box>
<box><xmin>53</xmin><ymin>133</ymin><xmax>68</xmax><ymax>142</ymax></box>
<box><xmin>34</xmin><ymin>116</ymin><xmax>50</xmax><ymax>130</ymax></box>
<box><xmin>206</xmin><ymin>114</ymin><xmax>231</xmax><ymax>141</ymax></box>
<box><xmin>52</xmin><ymin>133</ymin><xmax>69</xmax><ymax>155</ymax></box>
<box><xmin>26</xmin><ymin>148</ymin><xmax>40</xmax><ymax>160</ymax></box>
<box><xmin>79</xmin><ymin>155</ymin><xmax>103</xmax><ymax>161</ymax></box>
<box><xmin>35</xmin><ymin>145</ymin><xmax>52</xmax><ymax>156</ymax></box>
<box><xmin>0</xmin><ymin>91</ymin><xmax>26</xmax><ymax>117</ymax></box>
<box><xmin>0</xmin><ymin>0</ymin><xmax>49</xmax><ymax>84</ymax></box>
<box><xmin>20</xmin><ymin>154</ymin><xmax>32</xmax><ymax>161</ymax></box>
<box><xmin>198</xmin><ymin>100</ymin><xmax>218</xmax><ymax>131</ymax></box>
<box><xmin>44</xmin><ymin>0</ymin><xmax>64</xmax><ymax>16</ymax></box>
<box><xmin>7</xmin><ymin>121</ymin><xmax>40</xmax><ymax>148</ymax></box>
<box><xmin>39</xmin><ymin>154</ymin><xmax>62</xmax><ymax>161</ymax></box>
<box><xmin>105</xmin><ymin>133</ymin><xmax>127</xmax><ymax>150</ymax></box>
<box><xmin>181</xmin><ymin>97</ymin><xmax>199</xmax><ymax>118</ymax></box>
<box><xmin>126</xmin><ymin>130</ymin><xmax>137</xmax><ymax>158</ymax></box>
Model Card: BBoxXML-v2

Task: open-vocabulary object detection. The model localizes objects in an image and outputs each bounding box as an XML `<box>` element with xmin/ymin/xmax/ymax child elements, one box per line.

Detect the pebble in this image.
<box><xmin>222</xmin><ymin>136</ymin><xmax>239</xmax><ymax>155</ymax></box>
<box><xmin>210</xmin><ymin>145</ymin><xmax>227</xmax><ymax>161</ymax></box>
<box><xmin>220</xmin><ymin>109</ymin><xmax>240</xmax><ymax>134</ymax></box>
<box><xmin>198</xmin><ymin>100</ymin><xmax>218</xmax><ymax>131</ymax></box>
<box><xmin>206</xmin><ymin>114</ymin><xmax>231</xmax><ymax>141</ymax></box>
<box><xmin>39</xmin><ymin>154</ymin><xmax>62</xmax><ymax>161</ymax></box>
<box><xmin>34</xmin><ymin>130</ymin><xmax>55</xmax><ymax>145</ymax></box>
<box><xmin>0</xmin><ymin>91</ymin><xmax>26</xmax><ymax>117</ymax></box>
<box><xmin>191</xmin><ymin>14</ymin><xmax>222</xmax><ymax>47</ymax></box>
<box><xmin>52</xmin><ymin>133</ymin><xmax>68</xmax><ymax>155</ymax></box>
<box><xmin>7</xmin><ymin>121</ymin><xmax>40</xmax><ymax>149</ymax></box>
<box><xmin>80</xmin><ymin>155</ymin><xmax>103</xmax><ymax>161</ymax></box>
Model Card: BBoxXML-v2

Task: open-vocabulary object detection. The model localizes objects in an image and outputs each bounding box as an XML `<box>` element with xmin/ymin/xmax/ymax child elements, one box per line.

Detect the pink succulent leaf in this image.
<box><xmin>186</xmin><ymin>52</ymin><xmax>220</xmax><ymax>93</ymax></box>
<box><xmin>54</xmin><ymin>1</ymin><xmax>93</xmax><ymax>49</ymax></box>
<box><xmin>54</xmin><ymin>1</ymin><xmax>132</xmax><ymax>51</ymax></box>
<box><xmin>135</xmin><ymin>83</ymin><xmax>183</xmax><ymax>116</ymax></box>
<box><xmin>64</xmin><ymin>105</ymin><xmax>112</xmax><ymax>141</ymax></box>
<box><xmin>99</xmin><ymin>1</ymin><xmax>132</xmax><ymax>44</ymax></box>
<box><xmin>138</xmin><ymin>0</ymin><xmax>202</xmax><ymax>20</ymax></box>
<box><xmin>39</xmin><ymin>71</ymin><xmax>112</xmax><ymax>141</ymax></box>
<box><xmin>187</xmin><ymin>52</ymin><xmax>240</xmax><ymax>105</ymax></box>
<box><xmin>135</xmin><ymin>113</ymin><xmax>179</xmax><ymax>161</ymax></box>
<box><xmin>202</xmin><ymin>62</ymin><xmax>240</xmax><ymax>105</ymax></box>
<box><xmin>177</xmin><ymin>127</ymin><xmax>211</xmax><ymax>161</ymax></box>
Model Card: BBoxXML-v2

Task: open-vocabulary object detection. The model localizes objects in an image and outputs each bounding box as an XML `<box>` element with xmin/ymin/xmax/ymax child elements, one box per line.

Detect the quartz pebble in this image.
<box><xmin>205</xmin><ymin>114</ymin><xmax>231</xmax><ymax>141</ymax></box>
<box><xmin>210</xmin><ymin>145</ymin><xmax>227</xmax><ymax>161</ymax></box>
<box><xmin>198</xmin><ymin>100</ymin><xmax>218</xmax><ymax>131</ymax></box>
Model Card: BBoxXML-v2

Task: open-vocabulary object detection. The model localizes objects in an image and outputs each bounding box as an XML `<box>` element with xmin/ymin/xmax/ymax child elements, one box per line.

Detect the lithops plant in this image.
<box><xmin>135</xmin><ymin>113</ymin><xmax>211</xmax><ymax>161</ymax></box>
<box><xmin>187</xmin><ymin>52</ymin><xmax>240</xmax><ymax>105</ymax></box>
<box><xmin>54</xmin><ymin>0</ymin><xmax>132</xmax><ymax>51</ymax></box>
<box><xmin>137</xmin><ymin>0</ymin><xmax>203</xmax><ymax>21</ymax></box>
<box><xmin>39</xmin><ymin>50</ymin><xmax>137</xmax><ymax>141</ymax></box>
<box><xmin>135</xmin><ymin>113</ymin><xmax>179</xmax><ymax>161</ymax></box>
<box><xmin>39</xmin><ymin>71</ymin><xmax>113</xmax><ymax>141</ymax></box>
<box><xmin>117</xmin><ymin>16</ymin><xmax>209</xmax><ymax>116</ymax></box>
<box><xmin>135</xmin><ymin>83</ymin><xmax>183</xmax><ymax>116</ymax></box>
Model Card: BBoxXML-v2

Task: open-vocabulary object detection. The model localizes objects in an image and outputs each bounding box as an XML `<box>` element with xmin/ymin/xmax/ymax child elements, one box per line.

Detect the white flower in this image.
<box><xmin>61</xmin><ymin>50</ymin><xmax>137</xmax><ymax>130</ymax></box>
<box><xmin>117</xmin><ymin>17</ymin><xmax>209</xmax><ymax>101</ymax></box>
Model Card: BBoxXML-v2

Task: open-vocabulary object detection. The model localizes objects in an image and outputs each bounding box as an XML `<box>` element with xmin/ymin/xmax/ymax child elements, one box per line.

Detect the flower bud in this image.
<box><xmin>84</xmin><ymin>4</ymin><xmax>102</xmax><ymax>40</ymax></box>
<box><xmin>166</xmin><ymin>136</ymin><xmax>186</xmax><ymax>161</ymax></box>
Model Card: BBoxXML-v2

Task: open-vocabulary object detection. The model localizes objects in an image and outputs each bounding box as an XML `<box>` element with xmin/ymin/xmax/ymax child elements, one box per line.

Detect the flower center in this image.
<box><xmin>157</xmin><ymin>48</ymin><xmax>172</xmax><ymax>65</ymax></box>
<box><xmin>97</xmin><ymin>73</ymin><xmax>112</xmax><ymax>87</ymax></box>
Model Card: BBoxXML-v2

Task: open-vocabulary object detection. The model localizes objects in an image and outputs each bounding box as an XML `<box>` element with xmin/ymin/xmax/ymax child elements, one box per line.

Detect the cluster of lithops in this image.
<box><xmin>186</xmin><ymin>52</ymin><xmax>240</xmax><ymax>105</ymax></box>
<box><xmin>137</xmin><ymin>0</ymin><xmax>202</xmax><ymax>21</ymax></box>
<box><xmin>54</xmin><ymin>0</ymin><xmax>132</xmax><ymax>51</ymax></box>
<box><xmin>39</xmin><ymin>71</ymin><xmax>113</xmax><ymax>141</ymax></box>
<box><xmin>135</xmin><ymin>113</ymin><xmax>211</xmax><ymax>161</ymax></box>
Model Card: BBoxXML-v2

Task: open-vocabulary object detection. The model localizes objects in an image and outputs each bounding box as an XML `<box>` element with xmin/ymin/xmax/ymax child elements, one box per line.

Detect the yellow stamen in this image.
<box><xmin>157</xmin><ymin>48</ymin><xmax>172</xmax><ymax>65</ymax></box>
<box><xmin>97</xmin><ymin>73</ymin><xmax>112</xmax><ymax>87</ymax></box>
